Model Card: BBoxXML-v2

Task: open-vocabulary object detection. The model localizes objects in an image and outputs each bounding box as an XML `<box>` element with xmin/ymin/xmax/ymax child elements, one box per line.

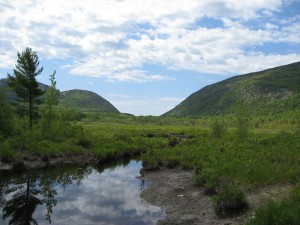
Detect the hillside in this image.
<box><xmin>164</xmin><ymin>62</ymin><xmax>300</xmax><ymax>117</ymax></box>
<box><xmin>0</xmin><ymin>79</ymin><xmax>119</xmax><ymax>114</ymax></box>
<box><xmin>0</xmin><ymin>78</ymin><xmax>50</xmax><ymax>103</ymax></box>
<box><xmin>60</xmin><ymin>89</ymin><xmax>119</xmax><ymax>113</ymax></box>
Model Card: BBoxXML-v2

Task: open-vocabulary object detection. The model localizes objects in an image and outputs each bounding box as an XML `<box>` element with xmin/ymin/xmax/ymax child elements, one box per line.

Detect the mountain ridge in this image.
<box><xmin>164</xmin><ymin>62</ymin><xmax>300</xmax><ymax>117</ymax></box>
<box><xmin>0</xmin><ymin>79</ymin><xmax>119</xmax><ymax>114</ymax></box>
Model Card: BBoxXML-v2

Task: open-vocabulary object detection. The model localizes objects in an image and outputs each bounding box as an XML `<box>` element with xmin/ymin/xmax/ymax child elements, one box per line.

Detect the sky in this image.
<box><xmin>0</xmin><ymin>0</ymin><xmax>299</xmax><ymax>116</ymax></box>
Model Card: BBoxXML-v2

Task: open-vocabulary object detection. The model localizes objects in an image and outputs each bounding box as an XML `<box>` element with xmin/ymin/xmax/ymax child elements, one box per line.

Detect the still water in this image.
<box><xmin>0</xmin><ymin>160</ymin><xmax>164</xmax><ymax>225</ymax></box>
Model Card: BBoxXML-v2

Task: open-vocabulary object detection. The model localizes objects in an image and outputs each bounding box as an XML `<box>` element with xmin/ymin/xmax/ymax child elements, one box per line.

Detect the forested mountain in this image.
<box><xmin>164</xmin><ymin>62</ymin><xmax>300</xmax><ymax>117</ymax></box>
<box><xmin>60</xmin><ymin>89</ymin><xmax>119</xmax><ymax>113</ymax></box>
<box><xmin>0</xmin><ymin>79</ymin><xmax>119</xmax><ymax>114</ymax></box>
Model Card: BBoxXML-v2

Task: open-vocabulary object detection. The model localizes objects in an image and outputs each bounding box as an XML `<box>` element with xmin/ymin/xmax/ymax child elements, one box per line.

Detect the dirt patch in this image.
<box><xmin>141</xmin><ymin>168</ymin><xmax>240</xmax><ymax>225</ymax></box>
<box><xmin>141</xmin><ymin>168</ymin><xmax>293</xmax><ymax>225</ymax></box>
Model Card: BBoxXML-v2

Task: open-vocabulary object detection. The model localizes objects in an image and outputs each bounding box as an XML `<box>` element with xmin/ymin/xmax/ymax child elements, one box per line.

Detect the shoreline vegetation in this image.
<box><xmin>0</xmin><ymin>49</ymin><xmax>299</xmax><ymax>224</ymax></box>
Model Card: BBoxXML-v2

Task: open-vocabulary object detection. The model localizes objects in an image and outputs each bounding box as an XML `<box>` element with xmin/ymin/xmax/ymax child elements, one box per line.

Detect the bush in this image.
<box><xmin>234</xmin><ymin>98</ymin><xmax>251</xmax><ymax>142</ymax></box>
<box><xmin>0</xmin><ymin>141</ymin><xmax>20</xmax><ymax>162</ymax></box>
<box><xmin>210</xmin><ymin>119</ymin><xmax>227</xmax><ymax>138</ymax></box>
<box><xmin>244</xmin><ymin>186</ymin><xmax>300</xmax><ymax>225</ymax></box>
<box><xmin>213</xmin><ymin>184</ymin><xmax>248</xmax><ymax>217</ymax></box>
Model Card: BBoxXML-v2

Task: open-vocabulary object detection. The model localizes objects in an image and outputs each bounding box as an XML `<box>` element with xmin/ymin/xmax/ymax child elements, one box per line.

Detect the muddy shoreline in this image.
<box><xmin>141</xmin><ymin>168</ymin><xmax>241</xmax><ymax>225</ymax></box>
<box><xmin>141</xmin><ymin>168</ymin><xmax>292</xmax><ymax>225</ymax></box>
<box><xmin>0</xmin><ymin>151</ymin><xmax>140</xmax><ymax>173</ymax></box>
<box><xmin>0</xmin><ymin>153</ymin><xmax>99</xmax><ymax>172</ymax></box>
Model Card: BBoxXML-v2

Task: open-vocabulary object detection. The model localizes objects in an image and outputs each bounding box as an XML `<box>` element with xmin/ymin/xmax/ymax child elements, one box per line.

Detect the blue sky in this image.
<box><xmin>0</xmin><ymin>0</ymin><xmax>299</xmax><ymax>115</ymax></box>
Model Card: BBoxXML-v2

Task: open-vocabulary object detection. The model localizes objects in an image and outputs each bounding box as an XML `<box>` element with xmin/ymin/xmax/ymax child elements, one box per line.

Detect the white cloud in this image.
<box><xmin>0</xmin><ymin>52</ymin><xmax>15</xmax><ymax>68</ymax></box>
<box><xmin>0</xmin><ymin>0</ymin><xmax>299</xmax><ymax>82</ymax></box>
<box><xmin>111</xmin><ymin>96</ymin><xmax>184</xmax><ymax>115</ymax></box>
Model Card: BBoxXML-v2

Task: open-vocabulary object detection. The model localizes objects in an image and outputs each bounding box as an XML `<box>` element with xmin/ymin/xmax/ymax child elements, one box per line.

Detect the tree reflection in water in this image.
<box><xmin>0</xmin><ymin>166</ymin><xmax>92</xmax><ymax>225</ymax></box>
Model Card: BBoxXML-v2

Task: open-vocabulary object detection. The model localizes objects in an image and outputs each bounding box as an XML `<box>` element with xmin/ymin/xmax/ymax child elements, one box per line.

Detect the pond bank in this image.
<box><xmin>141</xmin><ymin>168</ymin><xmax>292</xmax><ymax>225</ymax></box>
<box><xmin>0</xmin><ymin>153</ymin><xmax>97</xmax><ymax>172</ymax></box>
<box><xmin>0</xmin><ymin>151</ymin><xmax>140</xmax><ymax>173</ymax></box>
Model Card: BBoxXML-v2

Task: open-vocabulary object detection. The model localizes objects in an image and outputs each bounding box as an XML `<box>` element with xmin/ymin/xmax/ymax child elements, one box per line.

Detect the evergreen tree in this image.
<box><xmin>7</xmin><ymin>47</ymin><xmax>44</xmax><ymax>129</ymax></box>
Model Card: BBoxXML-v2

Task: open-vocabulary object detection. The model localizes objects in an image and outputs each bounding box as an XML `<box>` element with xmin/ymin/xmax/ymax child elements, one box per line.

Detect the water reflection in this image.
<box><xmin>0</xmin><ymin>160</ymin><xmax>164</xmax><ymax>225</ymax></box>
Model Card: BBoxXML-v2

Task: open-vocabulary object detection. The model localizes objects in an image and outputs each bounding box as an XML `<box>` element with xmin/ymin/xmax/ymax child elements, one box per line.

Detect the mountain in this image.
<box><xmin>164</xmin><ymin>62</ymin><xmax>300</xmax><ymax>117</ymax></box>
<box><xmin>0</xmin><ymin>78</ymin><xmax>50</xmax><ymax>103</ymax></box>
<box><xmin>0</xmin><ymin>78</ymin><xmax>16</xmax><ymax>102</ymax></box>
<box><xmin>59</xmin><ymin>89</ymin><xmax>119</xmax><ymax>113</ymax></box>
<box><xmin>0</xmin><ymin>79</ymin><xmax>119</xmax><ymax>114</ymax></box>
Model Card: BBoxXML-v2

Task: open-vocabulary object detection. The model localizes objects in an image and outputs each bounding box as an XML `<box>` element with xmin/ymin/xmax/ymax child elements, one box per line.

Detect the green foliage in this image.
<box><xmin>244</xmin><ymin>186</ymin><xmax>300</xmax><ymax>225</ymax></box>
<box><xmin>213</xmin><ymin>184</ymin><xmax>248</xmax><ymax>217</ymax></box>
<box><xmin>7</xmin><ymin>47</ymin><xmax>44</xmax><ymax>129</ymax></box>
<box><xmin>0</xmin><ymin>88</ymin><xmax>13</xmax><ymax>137</ymax></box>
<box><xmin>294</xmin><ymin>110</ymin><xmax>300</xmax><ymax>135</ymax></box>
<box><xmin>0</xmin><ymin>140</ymin><xmax>20</xmax><ymax>162</ymax></box>
<box><xmin>40</xmin><ymin>71</ymin><xmax>60</xmax><ymax>138</ymax></box>
<box><xmin>210</xmin><ymin>118</ymin><xmax>227</xmax><ymax>138</ymax></box>
<box><xmin>235</xmin><ymin>98</ymin><xmax>251</xmax><ymax>141</ymax></box>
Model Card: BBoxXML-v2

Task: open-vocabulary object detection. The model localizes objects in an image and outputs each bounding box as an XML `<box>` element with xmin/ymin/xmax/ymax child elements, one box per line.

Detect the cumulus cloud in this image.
<box><xmin>0</xmin><ymin>0</ymin><xmax>299</xmax><ymax>82</ymax></box>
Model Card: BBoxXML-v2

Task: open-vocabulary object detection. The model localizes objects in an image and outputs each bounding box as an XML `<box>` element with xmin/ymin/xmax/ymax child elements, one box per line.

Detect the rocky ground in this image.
<box><xmin>141</xmin><ymin>168</ymin><xmax>292</xmax><ymax>225</ymax></box>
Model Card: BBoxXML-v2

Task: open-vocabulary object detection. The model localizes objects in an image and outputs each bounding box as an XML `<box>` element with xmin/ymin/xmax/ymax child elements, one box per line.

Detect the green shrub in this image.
<box><xmin>204</xmin><ymin>179</ymin><xmax>218</xmax><ymax>196</ymax></box>
<box><xmin>234</xmin><ymin>98</ymin><xmax>251</xmax><ymax>142</ymax></box>
<box><xmin>0</xmin><ymin>141</ymin><xmax>20</xmax><ymax>162</ymax></box>
<box><xmin>245</xmin><ymin>185</ymin><xmax>300</xmax><ymax>225</ymax></box>
<box><xmin>245</xmin><ymin>200</ymin><xmax>300</xmax><ymax>225</ymax></box>
<box><xmin>210</xmin><ymin>119</ymin><xmax>227</xmax><ymax>138</ymax></box>
<box><xmin>213</xmin><ymin>184</ymin><xmax>248</xmax><ymax>217</ymax></box>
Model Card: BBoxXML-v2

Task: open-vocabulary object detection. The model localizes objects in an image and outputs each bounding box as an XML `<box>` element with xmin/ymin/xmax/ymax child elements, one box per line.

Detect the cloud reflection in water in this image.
<box><xmin>31</xmin><ymin>160</ymin><xmax>164</xmax><ymax>225</ymax></box>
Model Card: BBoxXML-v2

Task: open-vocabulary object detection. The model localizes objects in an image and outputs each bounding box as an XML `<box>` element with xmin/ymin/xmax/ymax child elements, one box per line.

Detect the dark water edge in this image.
<box><xmin>0</xmin><ymin>159</ymin><xmax>165</xmax><ymax>225</ymax></box>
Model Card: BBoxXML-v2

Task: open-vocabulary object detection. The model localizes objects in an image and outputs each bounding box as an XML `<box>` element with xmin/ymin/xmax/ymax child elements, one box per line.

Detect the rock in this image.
<box><xmin>0</xmin><ymin>162</ymin><xmax>13</xmax><ymax>171</ymax></box>
<box><xmin>176</xmin><ymin>215</ymin><xmax>197</xmax><ymax>225</ymax></box>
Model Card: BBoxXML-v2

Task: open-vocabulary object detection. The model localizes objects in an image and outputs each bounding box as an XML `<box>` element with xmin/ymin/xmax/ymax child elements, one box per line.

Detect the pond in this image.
<box><xmin>0</xmin><ymin>160</ymin><xmax>164</xmax><ymax>225</ymax></box>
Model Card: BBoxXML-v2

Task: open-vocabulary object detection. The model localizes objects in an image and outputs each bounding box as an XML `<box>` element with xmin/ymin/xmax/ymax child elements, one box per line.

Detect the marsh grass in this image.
<box><xmin>141</xmin><ymin>125</ymin><xmax>300</xmax><ymax>219</ymax></box>
<box><xmin>1</xmin><ymin>117</ymin><xmax>299</xmax><ymax>222</ymax></box>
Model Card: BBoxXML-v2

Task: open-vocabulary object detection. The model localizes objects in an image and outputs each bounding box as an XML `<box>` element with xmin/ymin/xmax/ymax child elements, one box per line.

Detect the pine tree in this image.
<box><xmin>7</xmin><ymin>47</ymin><xmax>44</xmax><ymax>129</ymax></box>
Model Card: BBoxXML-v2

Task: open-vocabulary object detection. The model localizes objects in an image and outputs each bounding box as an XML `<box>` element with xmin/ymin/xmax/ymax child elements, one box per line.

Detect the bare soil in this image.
<box><xmin>141</xmin><ymin>168</ymin><xmax>292</xmax><ymax>225</ymax></box>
